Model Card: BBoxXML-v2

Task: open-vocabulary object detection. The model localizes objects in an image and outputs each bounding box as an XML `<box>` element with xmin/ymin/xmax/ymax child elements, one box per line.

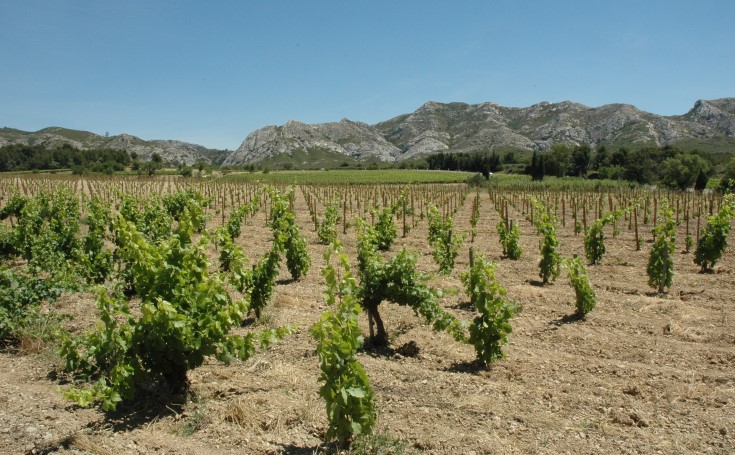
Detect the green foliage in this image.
<box><xmin>249</xmin><ymin>248</ymin><xmax>282</xmax><ymax>319</ymax></box>
<box><xmin>564</xmin><ymin>256</ymin><xmax>596</xmax><ymax>317</ymax></box>
<box><xmin>496</xmin><ymin>220</ymin><xmax>522</xmax><ymax>259</ymax></box>
<box><xmin>660</xmin><ymin>153</ymin><xmax>710</xmax><ymax>190</ymax></box>
<box><xmin>532</xmin><ymin>199</ymin><xmax>561</xmax><ymax>284</ymax></box>
<box><xmin>0</xmin><ymin>192</ymin><xmax>28</xmax><ymax>220</ymax></box>
<box><xmin>425</xmin><ymin>151</ymin><xmax>500</xmax><ymax>177</ymax></box>
<box><xmin>216</xmin><ymin>195</ymin><xmax>261</xmax><ymax>273</ymax></box>
<box><xmin>0</xmin><ymin>222</ymin><xmax>16</xmax><ymax>258</ymax></box>
<box><xmin>460</xmin><ymin>255</ymin><xmax>516</xmax><ymax>364</ymax></box>
<box><xmin>15</xmin><ymin>189</ymin><xmax>82</xmax><ymax>266</ymax></box>
<box><xmin>427</xmin><ymin>205</ymin><xmax>465</xmax><ymax>274</ymax></box>
<box><xmin>224</xmin><ymin>195</ymin><xmax>261</xmax><ymax>240</ymax></box>
<box><xmin>0</xmin><ymin>143</ymin><xmax>130</xmax><ymax>172</ymax></box>
<box><xmin>61</xmin><ymin>209</ymin><xmax>290</xmax><ymax>410</ymax></box>
<box><xmin>81</xmin><ymin>197</ymin><xmax>113</xmax><ymax>284</ymax></box>
<box><xmin>318</xmin><ymin>198</ymin><xmax>341</xmax><ymax>245</ymax></box>
<box><xmin>118</xmin><ymin>194</ymin><xmax>174</xmax><ymax>243</ymax></box>
<box><xmin>162</xmin><ymin>190</ymin><xmax>209</xmax><ymax>223</ymax></box>
<box><xmin>583</xmin><ymin>210</ymin><xmax>624</xmax><ymax>265</ymax></box>
<box><xmin>356</xmin><ymin>219</ymin><xmax>465</xmax><ymax>346</ymax></box>
<box><xmin>647</xmin><ymin>205</ymin><xmax>677</xmax><ymax>294</ymax></box>
<box><xmin>310</xmin><ymin>244</ymin><xmax>376</xmax><ymax>447</ymax></box>
<box><xmin>219</xmin><ymin>169</ymin><xmax>473</xmax><ymax>185</ymax></box>
<box><xmin>270</xmin><ymin>187</ymin><xmax>310</xmax><ymax>280</ymax></box>
<box><xmin>0</xmin><ymin>267</ymin><xmax>64</xmax><ymax>345</ymax></box>
<box><xmin>694</xmin><ymin>195</ymin><xmax>735</xmax><ymax>272</ymax></box>
<box><xmin>371</xmin><ymin>206</ymin><xmax>397</xmax><ymax>251</ymax></box>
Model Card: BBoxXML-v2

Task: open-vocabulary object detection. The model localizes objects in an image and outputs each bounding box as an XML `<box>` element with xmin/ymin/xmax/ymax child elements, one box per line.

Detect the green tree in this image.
<box><xmin>570</xmin><ymin>144</ymin><xmax>591</xmax><ymax>177</ymax></box>
<box><xmin>145</xmin><ymin>153</ymin><xmax>163</xmax><ymax>176</ymax></box>
<box><xmin>660</xmin><ymin>153</ymin><xmax>710</xmax><ymax>190</ymax></box>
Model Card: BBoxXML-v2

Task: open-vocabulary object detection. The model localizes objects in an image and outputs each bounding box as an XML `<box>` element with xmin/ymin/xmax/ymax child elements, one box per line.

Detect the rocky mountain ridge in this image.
<box><xmin>3</xmin><ymin>98</ymin><xmax>734</xmax><ymax>167</ymax></box>
<box><xmin>228</xmin><ymin>98</ymin><xmax>735</xmax><ymax>164</ymax></box>
<box><xmin>0</xmin><ymin>127</ymin><xmax>226</xmax><ymax>166</ymax></box>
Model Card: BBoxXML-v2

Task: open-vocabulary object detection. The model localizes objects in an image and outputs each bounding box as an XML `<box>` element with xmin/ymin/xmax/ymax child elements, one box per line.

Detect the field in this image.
<box><xmin>0</xmin><ymin>174</ymin><xmax>733</xmax><ymax>454</ymax></box>
<box><xmin>219</xmin><ymin>169</ymin><xmax>476</xmax><ymax>185</ymax></box>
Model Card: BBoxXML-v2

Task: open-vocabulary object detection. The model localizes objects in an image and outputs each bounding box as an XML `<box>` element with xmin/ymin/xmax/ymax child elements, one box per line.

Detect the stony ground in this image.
<box><xmin>1</xmin><ymin>187</ymin><xmax>734</xmax><ymax>454</ymax></box>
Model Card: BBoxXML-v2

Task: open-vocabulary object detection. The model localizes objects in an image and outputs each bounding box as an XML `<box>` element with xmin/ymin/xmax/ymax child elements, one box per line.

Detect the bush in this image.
<box><xmin>584</xmin><ymin>210</ymin><xmax>624</xmax><ymax>265</ymax></box>
<box><xmin>564</xmin><ymin>256</ymin><xmax>596</xmax><ymax>317</ymax></box>
<box><xmin>0</xmin><ymin>268</ymin><xmax>64</xmax><ymax>347</ymax></box>
<box><xmin>497</xmin><ymin>220</ymin><xmax>522</xmax><ymax>259</ymax></box>
<box><xmin>310</xmin><ymin>244</ymin><xmax>376</xmax><ymax>447</ymax></box>
<box><xmin>694</xmin><ymin>195</ymin><xmax>735</xmax><ymax>272</ymax></box>
<box><xmin>460</xmin><ymin>255</ymin><xmax>516</xmax><ymax>364</ymax></box>
<box><xmin>318</xmin><ymin>198</ymin><xmax>341</xmax><ymax>245</ymax></box>
<box><xmin>532</xmin><ymin>200</ymin><xmax>561</xmax><ymax>284</ymax></box>
<box><xmin>465</xmin><ymin>173</ymin><xmax>487</xmax><ymax>187</ymax></box>
<box><xmin>647</xmin><ymin>206</ymin><xmax>677</xmax><ymax>294</ymax></box>
<box><xmin>61</xmin><ymin>209</ymin><xmax>290</xmax><ymax>410</ymax></box>
<box><xmin>371</xmin><ymin>206</ymin><xmax>397</xmax><ymax>251</ymax></box>
<box><xmin>356</xmin><ymin>219</ymin><xmax>466</xmax><ymax>347</ymax></box>
<box><xmin>427</xmin><ymin>205</ymin><xmax>465</xmax><ymax>274</ymax></box>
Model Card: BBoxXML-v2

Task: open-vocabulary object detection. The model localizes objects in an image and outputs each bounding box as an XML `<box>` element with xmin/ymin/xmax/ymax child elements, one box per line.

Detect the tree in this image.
<box><xmin>660</xmin><ymin>153</ymin><xmax>710</xmax><ymax>190</ymax></box>
<box><xmin>694</xmin><ymin>169</ymin><xmax>709</xmax><ymax>192</ymax></box>
<box><xmin>592</xmin><ymin>145</ymin><xmax>609</xmax><ymax>170</ymax></box>
<box><xmin>529</xmin><ymin>151</ymin><xmax>545</xmax><ymax>181</ymax></box>
<box><xmin>145</xmin><ymin>153</ymin><xmax>163</xmax><ymax>176</ymax></box>
<box><xmin>570</xmin><ymin>144</ymin><xmax>591</xmax><ymax>177</ymax></box>
<box><xmin>546</xmin><ymin>144</ymin><xmax>572</xmax><ymax>177</ymax></box>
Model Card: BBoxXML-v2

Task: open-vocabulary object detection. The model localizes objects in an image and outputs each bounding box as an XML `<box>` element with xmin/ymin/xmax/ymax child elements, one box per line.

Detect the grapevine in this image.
<box><xmin>647</xmin><ymin>204</ymin><xmax>677</xmax><ymax>294</ymax></box>
<box><xmin>310</xmin><ymin>243</ymin><xmax>376</xmax><ymax>447</ymax></box>
<box><xmin>563</xmin><ymin>255</ymin><xmax>596</xmax><ymax>317</ymax></box>
<box><xmin>694</xmin><ymin>194</ymin><xmax>735</xmax><ymax>272</ymax></box>
<box><xmin>460</xmin><ymin>254</ymin><xmax>516</xmax><ymax>364</ymax></box>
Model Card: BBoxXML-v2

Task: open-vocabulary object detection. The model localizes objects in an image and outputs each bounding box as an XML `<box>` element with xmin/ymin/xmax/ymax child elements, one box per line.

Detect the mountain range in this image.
<box><xmin>3</xmin><ymin>98</ymin><xmax>734</xmax><ymax>166</ymax></box>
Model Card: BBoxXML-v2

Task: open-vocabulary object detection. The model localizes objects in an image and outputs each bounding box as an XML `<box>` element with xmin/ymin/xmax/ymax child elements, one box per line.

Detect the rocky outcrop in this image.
<box><xmin>373</xmin><ymin>98</ymin><xmax>735</xmax><ymax>158</ymax></box>
<box><xmin>222</xmin><ymin>118</ymin><xmax>401</xmax><ymax>165</ymax></box>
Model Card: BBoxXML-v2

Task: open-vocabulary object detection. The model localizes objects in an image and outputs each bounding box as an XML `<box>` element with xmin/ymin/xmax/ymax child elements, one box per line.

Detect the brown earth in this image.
<box><xmin>1</xmin><ymin>187</ymin><xmax>734</xmax><ymax>454</ymax></box>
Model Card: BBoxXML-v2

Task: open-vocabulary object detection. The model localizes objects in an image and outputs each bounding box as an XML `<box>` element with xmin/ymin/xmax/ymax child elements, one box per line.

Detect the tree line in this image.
<box><xmin>425</xmin><ymin>151</ymin><xmax>503</xmax><ymax>178</ymax></box>
<box><xmin>528</xmin><ymin>144</ymin><xmax>713</xmax><ymax>190</ymax></box>
<box><xmin>0</xmin><ymin>143</ymin><xmax>131</xmax><ymax>173</ymax></box>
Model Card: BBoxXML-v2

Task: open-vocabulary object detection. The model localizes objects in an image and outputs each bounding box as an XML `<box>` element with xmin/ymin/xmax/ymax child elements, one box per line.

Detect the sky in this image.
<box><xmin>1</xmin><ymin>0</ymin><xmax>733</xmax><ymax>150</ymax></box>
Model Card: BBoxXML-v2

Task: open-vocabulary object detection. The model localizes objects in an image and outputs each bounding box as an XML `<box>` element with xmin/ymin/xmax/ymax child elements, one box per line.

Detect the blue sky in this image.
<box><xmin>1</xmin><ymin>0</ymin><xmax>733</xmax><ymax>150</ymax></box>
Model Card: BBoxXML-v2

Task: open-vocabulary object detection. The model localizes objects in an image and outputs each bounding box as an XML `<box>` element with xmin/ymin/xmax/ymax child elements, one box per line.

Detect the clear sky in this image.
<box><xmin>1</xmin><ymin>0</ymin><xmax>733</xmax><ymax>150</ymax></box>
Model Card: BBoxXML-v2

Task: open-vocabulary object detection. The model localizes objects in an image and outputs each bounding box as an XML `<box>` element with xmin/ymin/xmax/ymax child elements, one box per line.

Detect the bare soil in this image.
<box><xmin>1</xmin><ymin>188</ymin><xmax>734</xmax><ymax>454</ymax></box>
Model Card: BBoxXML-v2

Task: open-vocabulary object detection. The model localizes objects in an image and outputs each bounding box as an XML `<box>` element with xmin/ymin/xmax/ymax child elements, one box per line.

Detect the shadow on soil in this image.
<box><xmin>362</xmin><ymin>340</ymin><xmax>421</xmax><ymax>359</ymax></box>
<box><xmin>444</xmin><ymin>360</ymin><xmax>487</xmax><ymax>374</ymax></box>
<box><xmin>550</xmin><ymin>313</ymin><xmax>585</xmax><ymax>325</ymax></box>
<box><xmin>275</xmin><ymin>443</ymin><xmax>335</xmax><ymax>454</ymax></box>
<box><xmin>448</xmin><ymin>300</ymin><xmax>474</xmax><ymax>311</ymax></box>
<box><xmin>99</xmin><ymin>388</ymin><xmax>186</xmax><ymax>432</ymax></box>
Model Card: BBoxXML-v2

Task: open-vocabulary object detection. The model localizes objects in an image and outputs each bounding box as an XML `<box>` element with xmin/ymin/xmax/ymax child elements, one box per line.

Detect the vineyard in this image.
<box><xmin>0</xmin><ymin>173</ymin><xmax>733</xmax><ymax>454</ymax></box>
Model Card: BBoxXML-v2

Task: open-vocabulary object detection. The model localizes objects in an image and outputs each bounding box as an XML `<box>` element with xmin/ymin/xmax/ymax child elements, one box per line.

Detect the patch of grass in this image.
<box><xmin>349</xmin><ymin>430</ymin><xmax>415</xmax><ymax>455</ymax></box>
<box><xmin>219</xmin><ymin>169</ymin><xmax>475</xmax><ymax>185</ymax></box>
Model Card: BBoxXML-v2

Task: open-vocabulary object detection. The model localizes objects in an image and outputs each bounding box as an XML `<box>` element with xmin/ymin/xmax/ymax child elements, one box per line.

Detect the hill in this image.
<box><xmin>224</xmin><ymin>98</ymin><xmax>735</xmax><ymax>165</ymax></box>
<box><xmin>0</xmin><ymin>127</ymin><xmax>229</xmax><ymax>166</ymax></box>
